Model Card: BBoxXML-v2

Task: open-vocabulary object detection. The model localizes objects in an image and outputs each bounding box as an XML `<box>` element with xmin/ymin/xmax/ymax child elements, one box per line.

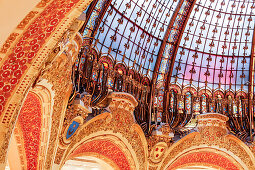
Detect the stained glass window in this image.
<box><xmin>210</xmin><ymin>102</ymin><xmax>216</xmax><ymax>113</ymax></box>
<box><xmin>233</xmin><ymin>104</ymin><xmax>238</xmax><ymax>117</ymax></box>
<box><xmin>239</xmin><ymin>99</ymin><xmax>242</xmax><ymax>116</ymax></box>
<box><xmin>216</xmin><ymin>96</ymin><xmax>222</xmax><ymax>113</ymax></box>
<box><xmin>178</xmin><ymin>99</ymin><xmax>184</xmax><ymax>112</ymax></box>
<box><xmin>185</xmin><ymin>92</ymin><xmax>192</xmax><ymax>114</ymax></box>
<box><xmin>157</xmin><ymin>0</ymin><xmax>193</xmax><ymax>83</ymax></box>
<box><xmin>193</xmin><ymin>97</ymin><xmax>200</xmax><ymax>114</ymax></box>
<box><xmin>178</xmin><ymin>95</ymin><xmax>185</xmax><ymax>114</ymax></box>
<box><xmin>170</xmin><ymin>90</ymin><xmax>176</xmax><ymax>111</ymax></box>
<box><xmin>201</xmin><ymin>94</ymin><xmax>207</xmax><ymax>113</ymax></box>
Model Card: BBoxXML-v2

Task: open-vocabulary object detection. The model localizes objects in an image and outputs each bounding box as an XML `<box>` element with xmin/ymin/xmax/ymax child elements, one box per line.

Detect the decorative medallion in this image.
<box><xmin>66</xmin><ymin>121</ymin><xmax>79</xmax><ymax>140</ymax></box>
<box><xmin>63</xmin><ymin>116</ymin><xmax>83</xmax><ymax>143</ymax></box>
<box><xmin>149</xmin><ymin>142</ymin><xmax>167</xmax><ymax>163</ymax></box>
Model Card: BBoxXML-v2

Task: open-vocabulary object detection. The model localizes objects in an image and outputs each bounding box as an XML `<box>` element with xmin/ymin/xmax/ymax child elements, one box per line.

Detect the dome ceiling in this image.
<box><xmin>82</xmin><ymin>0</ymin><xmax>255</xmax><ymax>93</ymax></box>
<box><xmin>171</xmin><ymin>0</ymin><xmax>255</xmax><ymax>92</ymax></box>
<box><xmin>92</xmin><ymin>0</ymin><xmax>179</xmax><ymax>77</ymax></box>
<box><xmin>75</xmin><ymin>0</ymin><xmax>255</xmax><ymax>142</ymax></box>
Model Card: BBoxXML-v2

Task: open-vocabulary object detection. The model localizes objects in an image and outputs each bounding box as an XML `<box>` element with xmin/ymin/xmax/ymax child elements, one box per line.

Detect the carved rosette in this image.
<box><xmin>149</xmin><ymin>142</ymin><xmax>167</xmax><ymax>164</ymax></box>
<box><xmin>148</xmin><ymin>125</ymin><xmax>173</xmax><ymax>167</ymax></box>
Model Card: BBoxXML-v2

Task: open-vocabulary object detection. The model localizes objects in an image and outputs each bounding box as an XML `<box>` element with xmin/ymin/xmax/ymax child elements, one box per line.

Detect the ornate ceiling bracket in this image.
<box><xmin>154</xmin><ymin>0</ymin><xmax>196</xmax><ymax>123</ymax></box>
<box><xmin>248</xmin><ymin>26</ymin><xmax>255</xmax><ymax>142</ymax></box>
<box><xmin>39</xmin><ymin>22</ymin><xmax>86</xmax><ymax>169</ymax></box>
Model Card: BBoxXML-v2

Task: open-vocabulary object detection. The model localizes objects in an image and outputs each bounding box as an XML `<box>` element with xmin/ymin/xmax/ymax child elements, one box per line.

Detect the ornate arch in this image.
<box><xmin>61</xmin><ymin>132</ymin><xmax>137</xmax><ymax>170</ymax></box>
<box><xmin>55</xmin><ymin>92</ymin><xmax>148</xmax><ymax>170</ymax></box>
<box><xmin>159</xmin><ymin>113</ymin><xmax>255</xmax><ymax>170</ymax></box>
<box><xmin>225</xmin><ymin>90</ymin><xmax>235</xmax><ymax>99</ymax></box>
<box><xmin>12</xmin><ymin>92</ymin><xmax>42</xmax><ymax>170</ymax></box>
<box><xmin>169</xmin><ymin>84</ymin><xmax>181</xmax><ymax>94</ymax></box>
<box><xmin>213</xmin><ymin>89</ymin><xmax>225</xmax><ymax>98</ymax></box>
<box><xmin>141</xmin><ymin>76</ymin><xmax>151</xmax><ymax>86</ymax></box>
<box><xmin>128</xmin><ymin>69</ymin><xmax>135</xmax><ymax>79</ymax></box>
<box><xmin>159</xmin><ymin>132</ymin><xmax>255</xmax><ymax>170</ymax></box>
<box><xmin>8</xmin><ymin>79</ymin><xmax>54</xmax><ymax>169</ymax></box>
<box><xmin>29</xmin><ymin>80</ymin><xmax>54</xmax><ymax>169</ymax></box>
<box><xmin>236</xmin><ymin>90</ymin><xmax>248</xmax><ymax>99</ymax></box>
<box><xmin>166</xmin><ymin>148</ymin><xmax>243</xmax><ymax>170</ymax></box>
<box><xmin>0</xmin><ymin>0</ymin><xmax>93</xmax><ymax>167</ymax></box>
<box><xmin>99</xmin><ymin>55</ymin><xmax>114</xmax><ymax>69</ymax></box>
<box><xmin>114</xmin><ymin>63</ymin><xmax>127</xmax><ymax>75</ymax></box>
<box><xmin>198</xmin><ymin>88</ymin><xmax>212</xmax><ymax>98</ymax></box>
<box><xmin>182</xmin><ymin>86</ymin><xmax>197</xmax><ymax>96</ymax></box>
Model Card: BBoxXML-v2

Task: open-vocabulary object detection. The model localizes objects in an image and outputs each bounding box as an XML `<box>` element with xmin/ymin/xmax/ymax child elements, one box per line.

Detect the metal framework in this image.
<box><xmin>170</xmin><ymin>0</ymin><xmax>255</xmax><ymax>92</ymax></box>
<box><xmin>153</xmin><ymin>0</ymin><xmax>196</xmax><ymax>122</ymax></box>
<box><xmin>152</xmin><ymin>0</ymin><xmax>185</xmax><ymax>81</ymax></box>
<box><xmin>74</xmin><ymin>0</ymin><xmax>255</xmax><ymax>141</ymax></box>
<box><xmin>249</xmin><ymin>24</ymin><xmax>255</xmax><ymax>141</ymax></box>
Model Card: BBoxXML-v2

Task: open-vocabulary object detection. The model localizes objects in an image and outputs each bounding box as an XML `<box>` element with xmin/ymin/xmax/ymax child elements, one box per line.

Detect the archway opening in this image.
<box><xmin>166</xmin><ymin>151</ymin><xmax>242</xmax><ymax>170</ymax></box>
<box><xmin>176</xmin><ymin>166</ymin><xmax>218</xmax><ymax>170</ymax></box>
<box><xmin>62</xmin><ymin>156</ymin><xmax>113</xmax><ymax>170</ymax></box>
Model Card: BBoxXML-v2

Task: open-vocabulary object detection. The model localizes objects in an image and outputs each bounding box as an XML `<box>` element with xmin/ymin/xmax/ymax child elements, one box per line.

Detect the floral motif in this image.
<box><xmin>18</xmin><ymin>92</ymin><xmax>42</xmax><ymax>169</ymax></box>
<box><xmin>0</xmin><ymin>33</ymin><xmax>19</xmax><ymax>53</ymax></box>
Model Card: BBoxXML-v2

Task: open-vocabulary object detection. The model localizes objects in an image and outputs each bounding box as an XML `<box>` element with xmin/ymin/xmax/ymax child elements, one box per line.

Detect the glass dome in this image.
<box><xmin>81</xmin><ymin>0</ymin><xmax>255</xmax><ymax>93</ymax></box>
<box><xmin>84</xmin><ymin>0</ymin><xmax>179</xmax><ymax>78</ymax></box>
<box><xmin>76</xmin><ymin>0</ymin><xmax>255</xmax><ymax>141</ymax></box>
<box><xmin>170</xmin><ymin>0</ymin><xmax>255</xmax><ymax>92</ymax></box>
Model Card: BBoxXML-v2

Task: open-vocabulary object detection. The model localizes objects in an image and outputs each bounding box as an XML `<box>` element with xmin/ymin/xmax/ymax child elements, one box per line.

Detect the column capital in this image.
<box><xmin>108</xmin><ymin>92</ymin><xmax>138</xmax><ymax>113</ymax></box>
<box><xmin>196</xmin><ymin>113</ymin><xmax>229</xmax><ymax>136</ymax></box>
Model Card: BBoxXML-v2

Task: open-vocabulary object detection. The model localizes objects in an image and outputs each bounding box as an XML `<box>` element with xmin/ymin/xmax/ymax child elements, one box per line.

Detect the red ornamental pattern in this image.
<box><xmin>0</xmin><ymin>0</ymin><xmax>81</xmax><ymax>116</ymax></box>
<box><xmin>18</xmin><ymin>93</ymin><xmax>42</xmax><ymax>170</ymax></box>
<box><xmin>167</xmin><ymin>151</ymin><xmax>239</xmax><ymax>170</ymax></box>
<box><xmin>70</xmin><ymin>140</ymin><xmax>130</xmax><ymax>170</ymax></box>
